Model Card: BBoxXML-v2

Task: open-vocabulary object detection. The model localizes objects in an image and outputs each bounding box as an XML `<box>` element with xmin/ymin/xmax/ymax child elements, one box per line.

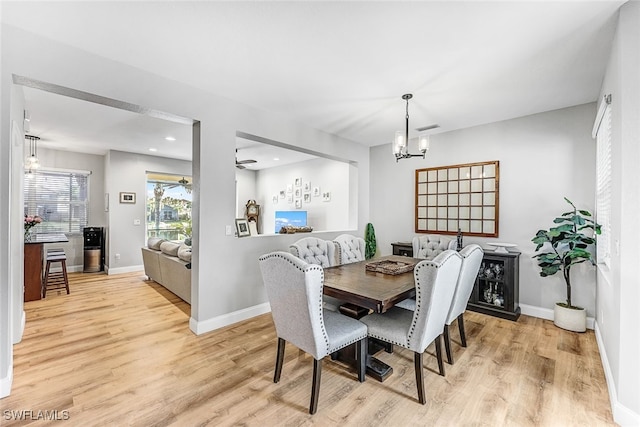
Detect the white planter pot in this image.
<box><xmin>553</xmin><ymin>303</ymin><xmax>586</xmax><ymax>332</ymax></box>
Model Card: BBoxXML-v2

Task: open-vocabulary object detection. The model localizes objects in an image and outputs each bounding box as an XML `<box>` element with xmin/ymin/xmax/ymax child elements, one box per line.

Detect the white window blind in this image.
<box><xmin>24</xmin><ymin>169</ymin><xmax>90</xmax><ymax>234</ymax></box>
<box><xmin>595</xmin><ymin>98</ymin><xmax>612</xmax><ymax>266</ymax></box>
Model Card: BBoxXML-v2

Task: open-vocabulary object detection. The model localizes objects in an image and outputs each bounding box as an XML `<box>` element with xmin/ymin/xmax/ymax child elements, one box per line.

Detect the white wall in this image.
<box><xmin>596</xmin><ymin>1</ymin><xmax>640</xmax><ymax>424</ymax></box>
<box><xmin>0</xmin><ymin>22</ymin><xmax>370</xmax><ymax>397</ymax></box>
<box><xmin>370</xmin><ymin>103</ymin><xmax>597</xmax><ymax>317</ymax></box>
<box><xmin>33</xmin><ymin>147</ymin><xmax>106</xmax><ymax>270</ymax></box>
<box><xmin>256</xmin><ymin>157</ymin><xmax>351</xmax><ymax>234</ymax></box>
<box><xmin>105</xmin><ymin>150</ymin><xmax>191</xmax><ymax>273</ymax></box>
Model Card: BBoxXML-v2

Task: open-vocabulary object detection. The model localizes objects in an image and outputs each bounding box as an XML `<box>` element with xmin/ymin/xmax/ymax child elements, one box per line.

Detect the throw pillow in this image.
<box><xmin>178</xmin><ymin>243</ymin><xmax>192</xmax><ymax>262</ymax></box>
<box><xmin>160</xmin><ymin>241</ymin><xmax>181</xmax><ymax>257</ymax></box>
<box><xmin>148</xmin><ymin>237</ymin><xmax>167</xmax><ymax>251</ymax></box>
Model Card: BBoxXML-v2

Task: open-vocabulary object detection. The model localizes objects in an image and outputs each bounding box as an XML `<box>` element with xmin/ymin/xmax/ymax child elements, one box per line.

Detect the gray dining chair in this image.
<box><xmin>290</xmin><ymin>236</ymin><xmax>343</xmax><ymax>311</ymax></box>
<box><xmin>396</xmin><ymin>244</ymin><xmax>484</xmax><ymax>365</ymax></box>
<box><xmin>442</xmin><ymin>244</ymin><xmax>484</xmax><ymax>364</ymax></box>
<box><xmin>360</xmin><ymin>250</ymin><xmax>462</xmax><ymax>404</ymax></box>
<box><xmin>258</xmin><ymin>251</ymin><xmax>367</xmax><ymax>415</ymax></box>
<box><xmin>412</xmin><ymin>235</ymin><xmax>457</xmax><ymax>259</ymax></box>
<box><xmin>333</xmin><ymin>234</ymin><xmax>366</xmax><ymax>264</ymax></box>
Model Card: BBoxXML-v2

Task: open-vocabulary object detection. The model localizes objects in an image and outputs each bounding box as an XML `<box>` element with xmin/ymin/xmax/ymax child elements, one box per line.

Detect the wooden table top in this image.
<box><xmin>323</xmin><ymin>255</ymin><xmax>422</xmax><ymax>313</ymax></box>
<box><xmin>24</xmin><ymin>233</ymin><xmax>69</xmax><ymax>245</ymax></box>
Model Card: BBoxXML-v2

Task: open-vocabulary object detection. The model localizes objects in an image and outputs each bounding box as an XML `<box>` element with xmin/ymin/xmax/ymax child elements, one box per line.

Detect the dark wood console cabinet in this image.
<box><xmin>467</xmin><ymin>250</ymin><xmax>520</xmax><ymax>321</ymax></box>
<box><xmin>391</xmin><ymin>242</ymin><xmax>413</xmax><ymax>257</ymax></box>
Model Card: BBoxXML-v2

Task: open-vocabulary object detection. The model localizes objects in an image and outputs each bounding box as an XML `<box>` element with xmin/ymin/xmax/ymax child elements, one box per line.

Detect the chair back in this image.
<box><xmin>408</xmin><ymin>250</ymin><xmax>462</xmax><ymax>353</ymax></box>
<box><xmin>289</xmin><ymin>237</ymin><xmax>338</xmax><ymax>267</ymax></box>
<box><xmin>333</xmin><ymin>234</ymin><xmax>366</xmax><ymax>264</ymax></box>
<box><xmin>412</xmin><ymin>235</ymin><xmax>457</xmax><ymax>259</ymax></box>
<box><xmin>259</xmin><ymin>251</ymin><xmax>330</xmax><ymax>360</ymax></box>
<box><xmin>446</xmin><ymin>244</ymin><xmax>484</xmax><ymax>324</ymax></box>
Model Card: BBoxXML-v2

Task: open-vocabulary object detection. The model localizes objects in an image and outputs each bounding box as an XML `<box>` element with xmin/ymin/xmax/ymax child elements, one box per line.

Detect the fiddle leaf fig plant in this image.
<box><xmin>531</xmin><ymin>197</ymin><xmax>601</xmax><ymax>309</ymax></box>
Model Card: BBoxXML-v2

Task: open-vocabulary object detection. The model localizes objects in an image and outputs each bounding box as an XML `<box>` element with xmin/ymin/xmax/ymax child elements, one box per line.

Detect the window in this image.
<box><xmin>595</xmin><ymin>97</ymin><xmax>612</xmax><ymax>267</ymax></box>
<box><xmin>146</xmin><ymin>173</ymin><xmax>192</xmax><ymax>240</ymax></box>
<box><xmin>24</xmin><ymin>169</ymin><xmax>90</xmax><ymax>234</ymax></box>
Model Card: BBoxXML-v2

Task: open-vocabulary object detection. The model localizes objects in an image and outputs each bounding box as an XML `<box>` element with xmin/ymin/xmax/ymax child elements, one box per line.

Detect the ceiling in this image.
<box><xmin>4</xmin><ymin>1</ymin><xmax>625</xmax><ymax>166</ymax></box>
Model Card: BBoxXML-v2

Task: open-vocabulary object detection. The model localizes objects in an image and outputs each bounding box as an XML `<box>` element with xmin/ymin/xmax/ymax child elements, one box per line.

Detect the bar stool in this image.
<box><xmin>43</xmin><ymin>250</ymin><xmax>70</xmax><ymax>297</ymax></box>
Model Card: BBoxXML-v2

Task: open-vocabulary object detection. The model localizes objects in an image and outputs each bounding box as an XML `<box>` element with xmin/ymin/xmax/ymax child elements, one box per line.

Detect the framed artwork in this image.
<box><xmin>295</xmin><ymin>199</ymin><xmax>302</xmax><ymax>209</ymax></box>
<box><xmin>294</xmin><ymin>177</ymin><xmax>302</xmax><ymax>187</ymax></box>
<box><xmin>287</xmin><ymin>194</ymin><xmax>293</xmax><ymax>204</ymax></box>
<box><xmin>303</xmin><ymin>181</ymin><xmax>311</xmax><ymax>192</ymax></box>
<box><xmin>272</xmin><ymin>194</ymin><xmax>278</xmax><ymax>204</ymax></box>
<box><xmin>303</xmin><ymin>193</ymin><xmax>311</xmax><ymax>203</ymax></box>
<box><xmin>279</xmin><ymin>190</ymin><xmax>286</xmax><ymax>199</ymax></box>
<box><xmin>313</xmin><ymin>186</ymin><xmax>321</xmax><ymax>197</ymax></box>
<box><xmin>415</xmin><ymin>160</ymin><xmax>499</xmax><ymax>237</ymax></box>
<box><xmin>235</xmin><ymin>218</ymin><xmax>250</xmax><ymax>237</ymax></box>
<box><xmin>286</xmin><ymin>184</ymin><xmax>293</xmax><ymax>194</ymax></box>
<box><xmin>294</xmin><ymin>188</ymin><xmax>302</xmax><ymax>198</ymax></box>
<box><xmin>322</xmin><ymin>191</ymin><xmax>331</xmax><ymax>202</ymax></box>
<box><xmin>119</xmin><ymin>192</ymin><xmax>136</xmax><ymax>204</ymax></box>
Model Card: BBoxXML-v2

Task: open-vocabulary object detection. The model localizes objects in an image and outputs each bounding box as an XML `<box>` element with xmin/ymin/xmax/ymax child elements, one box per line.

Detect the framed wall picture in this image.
<box><xmin>295</xmin><ymin>199</ymin><xmax>302</xmax><ymax>209</ymax></box>
<box><xmin>313</xmin><ymin>186</ymin><xmax>321</xmax><ymax>197</ymax></box>
<box><xmin>303</xmin><ymin>193</ymin><xmax>311</xmax><ymax>203</ymax></box>
<box><xmin>303</xmin><ymin>181</ymin><xmax>311</xmax><ymax>192</ymax></box>
<box><xmin>119</xmin><ymin>192</ymin><xmax>136</xmax><ymax>204</ymax></box>
<box><xmin>294</xmin><ymin>177</ymin><xmax>302</xmax><ymax>187</ymax></box>
<box><xmin>415</xmin><ymin>160</ymin><xmax>499</xmax><ymax>237</ymax></box>
<box><xmin>235</xmin><ymin>218</ymin><xmax>250</xmax><ymax>237</ymax></box>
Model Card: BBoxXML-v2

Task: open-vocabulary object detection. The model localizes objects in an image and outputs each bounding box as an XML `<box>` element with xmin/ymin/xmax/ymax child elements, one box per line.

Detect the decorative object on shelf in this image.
<box><xmin>235</xmin><ymin>218</ymin><xmax>250</xmax><ymax>237</ymax></box>
<box><xmin>468</xmin><ymin>251</ymin><xmax>521</xmax><ymax>321</ymax></box>
<box><xmin>532</xmin><ymin>197</ymin><xmax>601</xmax><ymax>332</ymax></box>
<box><xmin>392</xmin><ymin>94</ymin><xmax>430</xmax><ymax>162</ymax></box>
<box><xmin>24</xmin><ymin>214</ymin><xmax>42</xmax><ymax>242</ymax></box>
<box><xmin>365</xmin><ymin>223</ymin><xmax>377</xmax><ymax>260</ymax></box>
<box><xmin>486</xmin><ymin>242</ymin><xmax>517</xmax><ymax>254</ymax></box>
<box><xmin>415</xmin><ymin>160</ymin><xmax>499</xmax><ymax>237</ymax></box>
<box><xmin>245</xmin><ymin>199</ymin><xmax>260</xmax><ymax>234</ymax></box>
<box><xmin>24</xmin><ymin>134</ymin><xmax>41</xmax><ymax>172</ymax></box>
<box><xmin>278</xmin><ymin>225</ymin><xmax>313</xmax><ymax>234</ymax></box>
<box><xmin>119</xmin><ymin>192</ymin><xmax>136</xmax><ymax>204</ymax></box>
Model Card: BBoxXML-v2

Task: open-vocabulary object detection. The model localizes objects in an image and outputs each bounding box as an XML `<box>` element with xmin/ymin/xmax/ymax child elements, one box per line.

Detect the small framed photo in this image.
<box><xmin>322</xmin><ymin>191</ymin><xmax>331</xmax><ymax>202</ymax></box>
<box><xmin>294</xmin><ymin>188</ymin><xmax>302</xmax><ymax>198</ymax></box>
<box><xmin>303</xmin><ymin>181</ymin><xmax>311</xmax><ymax>192</ymax></box>
<box><xmin>286</xmin><ymin>184</ymin><xmax>293</xmax><ymax>194</ymax></box>
<box><xmin>295</xmin><ymin>199</ymin><xmax>302</xmax><ymax>209</ymax></box>
<box><xmin>303</xmin><ymin>193</ymin><xmax>311</xmax><ymax>203</ymax></box>
<box><xmin>279</xmin><ymin>190</ymin><xmax>286</xmax><ymax>199</ymax></box>
<box><xmin>235</xmin><ymin>218</ymin><xmax>250</xmax><ymax>237</ymax></box>
<box><xmin>119</xmin><ymin>192</ymin><xmax>136</xmax><ymax>204</ymax></box>
<box><xmin>272</xmin><ymin>194</ymin><xmax>278</xmax><ymax>204</ymax></box>
<box><xmin>313</xmin><ymin>186</ymin><xmax>321</xmax><ymax>197</ymax></box>
<box><xmin>287</xmin><ymin>194</ymin><xmax>293</xmax><ymax>204</ymax></box>
<box><xmin>294</xmin><ymin>177</ymin><xmax>302</xmax><ymax>187</ymax></box>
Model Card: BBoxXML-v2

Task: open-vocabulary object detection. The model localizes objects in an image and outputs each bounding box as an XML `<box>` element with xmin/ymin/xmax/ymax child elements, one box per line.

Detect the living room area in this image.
<box><xmin>2</xmin><ymin>2</ymin><xmax>639</xmax><ymax>425</ymax></box>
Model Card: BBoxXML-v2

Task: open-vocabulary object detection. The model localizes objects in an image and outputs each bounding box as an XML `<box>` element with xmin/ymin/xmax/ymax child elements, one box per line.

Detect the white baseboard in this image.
<box><xmin>594</xmin><ymin>322</ymin><xmax>640</xmax><ymax>426</ymax></box>
<box><xmin>12</xmin><ymin>310</ymin><xmax>25</xmax><ymax>344</ymax></box>
<box><xmin>189</xmin><ymin>302</ymin><xmax>271</xmax><ymax>336</ymax></box>
<box><xmin>0</xmin><ymin>362</ymin><xmax>13</xmax><ymax>399</ymax></box>
<box><xmin>519</xmin><ymin>303</ymin><xmax>595</xmax><ymax>330</ymax></box>
<box><xmin>105</xmin><ymin>265</ymin><xmax>144</xmax><ymax>275</ymax></box>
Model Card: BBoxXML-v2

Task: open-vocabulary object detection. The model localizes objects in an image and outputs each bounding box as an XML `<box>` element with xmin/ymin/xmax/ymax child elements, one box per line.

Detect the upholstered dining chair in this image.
<box><xmin>412</xmin><ymin>235</ymin><xmax>457</xmax><ymax>259</ymax></box>
<box><xmin>290</xmin><ymin>236</ymin><xmax>343</xmax><ymax>311</ymax></box>
<box><xmin>289</xmin><ymin>237</ymin><xmax>339</xmax><ymax>267</ymax></box>
<box><xmin>396</xmin><ymin>244</ymin><xmax>484</xmax><ymax>365</ymax></box>
<box><xmin>333</xmin><ymin>234</ymin><xmax>366</xmax><ymax>264</ymax></box>
<box><xmin>360</xmin><ymin>250</ymin><xmax>462</xmax><ymax>404</ymax></box>
<box><xmin>258</xmin><ymin>251</ymin><xmax>367</xmax><ymax>415</ymax></box>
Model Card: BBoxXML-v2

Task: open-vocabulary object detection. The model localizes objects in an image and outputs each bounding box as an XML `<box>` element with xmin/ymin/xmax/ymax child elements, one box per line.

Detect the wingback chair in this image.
<box><xmin>333</xmin><ymin>234</ymin><xmax>366</xmax><ymax>264</ymax></box>
<box><xmin>289</xmin><ymin>237</ymin><xmax>339</xmax><ymax>267</ymax></box>
<box><xmin>441</xmin><ymin>244</ymin><xmax>483</xmax><ymax>364</ymax></box>
<box><xmin>412</xmin><ymin>235</ymin><xmax>457</xmax><ymax>259</ymax></box>
<box><xmin>258</xmin><ymin>251</ymin><xmax>367</xmax><ymax>414</ymax></box>
<box><xmin>395</xmin><ymin>244</ymin><xmax>484</xmax><ymax>366</ymax></box>
<box><xmin>360</xmin><ymin>250</ymin><xmax>462</xmax><ymax>404</ymax></box>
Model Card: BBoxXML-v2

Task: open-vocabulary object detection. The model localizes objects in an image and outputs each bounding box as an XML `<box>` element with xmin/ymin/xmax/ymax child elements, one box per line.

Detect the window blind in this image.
<box><xmin>24</xmin><ymin>169</ymin><xmax>90</xmax><ymax>234</ymax></box>
<box><xmin>595</xmin><ymin>99</ymin><xmax>612</xmax><ymax>266</ymax></box>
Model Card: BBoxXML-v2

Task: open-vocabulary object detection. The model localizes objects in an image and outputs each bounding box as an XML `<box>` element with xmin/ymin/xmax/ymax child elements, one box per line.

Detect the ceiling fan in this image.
<box><xmin>163</xmin><ymin>176</ymin><xmax>191</xmax><ymax>191</ymax></box>
<box><xmin>236</xmin><ymin>149</ymin><xmax>257</xmax><ymax>169</ymax></box>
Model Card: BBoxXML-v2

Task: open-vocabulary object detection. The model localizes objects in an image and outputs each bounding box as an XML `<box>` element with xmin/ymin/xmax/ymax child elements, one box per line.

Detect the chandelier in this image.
<box><xmin>24</xmin><ymin>135</ymin><xmax>41</xmax><ymax>172</ymax></box>
<box><xmin>393</xmin><ymin>94</ymin><xmax>430</xmax><ymax>162</ymax></box>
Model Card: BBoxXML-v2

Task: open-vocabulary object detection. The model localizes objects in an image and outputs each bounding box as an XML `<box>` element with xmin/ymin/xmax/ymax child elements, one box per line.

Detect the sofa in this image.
<box><xmin>141</xmin><ymin>237</ymin><xmax>192</xmax><ymax>304</ymax></box>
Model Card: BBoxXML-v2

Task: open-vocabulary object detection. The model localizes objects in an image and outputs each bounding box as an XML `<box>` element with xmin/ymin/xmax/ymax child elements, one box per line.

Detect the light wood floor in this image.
<box><xmin>1</xmin><ymin>271</ymin><xmax>615</xmax><ymax>426</ymax></box>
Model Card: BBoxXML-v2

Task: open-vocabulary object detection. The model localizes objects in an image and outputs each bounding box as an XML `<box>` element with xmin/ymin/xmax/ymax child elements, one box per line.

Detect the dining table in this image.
<box><xmin>323</xmin><ymin>255</ymin><xmax>423</xmax><ymax>381</ymax></box>
<box><xmin>24</xmin><ymin>233</ymin><xmax>69</xmax><ymax>302</ymax></box>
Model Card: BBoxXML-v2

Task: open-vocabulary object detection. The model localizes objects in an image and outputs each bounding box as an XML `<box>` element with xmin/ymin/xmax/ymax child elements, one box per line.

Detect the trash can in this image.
<box><xmin>83</xmin><ymin>227</ymin><xmax>104</xmax><ymax>273</ymax></box>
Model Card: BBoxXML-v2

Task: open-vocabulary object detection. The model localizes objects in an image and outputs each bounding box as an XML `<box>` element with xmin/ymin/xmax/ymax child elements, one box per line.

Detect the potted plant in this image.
<box><xmin>531</xmin><ymin>197</ymin><xmax>601</xmax><ymax>332</ymax></box>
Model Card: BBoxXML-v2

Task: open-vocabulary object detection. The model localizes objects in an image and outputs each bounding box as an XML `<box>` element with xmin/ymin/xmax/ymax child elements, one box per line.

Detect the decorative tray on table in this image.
<box><xmin>365</xmin><ymin>259</ymin><xmax>417</xmax><ymax>275</ymax></box>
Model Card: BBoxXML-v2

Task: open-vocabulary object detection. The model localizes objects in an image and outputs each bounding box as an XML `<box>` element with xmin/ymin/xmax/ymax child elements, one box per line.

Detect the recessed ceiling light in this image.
<box><xmin>165</xmin><ymin>136</ymin><xmax>176</xmax><ymax>141</ymax></box>
<box><xmin>149</xmin><ymin>148</ymin><xmax>158</xmax><ymax>152</ymax></box>
<box><xmin>273</xmin><ymin>157</ymin><xmax>280</xmax><ymax>161</ymax></box>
